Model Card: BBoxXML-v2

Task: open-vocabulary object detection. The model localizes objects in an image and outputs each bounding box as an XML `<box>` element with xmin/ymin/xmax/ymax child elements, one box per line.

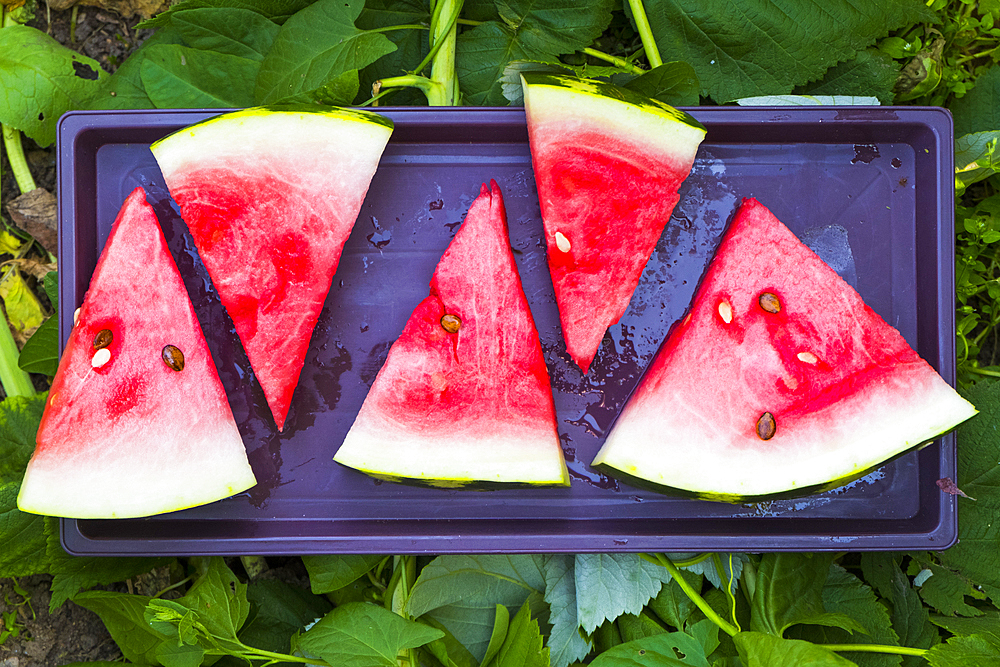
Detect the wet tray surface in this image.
<box><xmin>57</xmin><ymin>107</ymin><xmax>957</xmax><ymax>554</ymax></box>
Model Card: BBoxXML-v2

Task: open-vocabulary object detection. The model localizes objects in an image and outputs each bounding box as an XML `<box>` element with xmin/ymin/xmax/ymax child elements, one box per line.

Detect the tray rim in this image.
<box><xmin>55</xmin><ymin>105</ymin><xmax>958</xmax><ymax>555</ymax></box>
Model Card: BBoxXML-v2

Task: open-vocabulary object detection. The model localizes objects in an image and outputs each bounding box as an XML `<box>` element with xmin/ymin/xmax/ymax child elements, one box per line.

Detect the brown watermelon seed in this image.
<box><xmin>717</xmin><ymin>300</ymin><xmax>733</xmax><ymax>324</ymax></box>
<box><xmin>440</xmin><ymin>314</ymin><xmax>462</xmax><ymax>333</ymax></box>
<box><xmin>162</xmin><ymin>345</ymin><xmax>185</xmax><ymax>371</ymax></box>
<box><xmin>554</xmin><ymin>231</ymin><xmax>571</xmax><ymax>253</ymax></box>
<box><xmin>91</xmin><ymin>348</ymin><xmax>111</xmax><ymax>369</ymax></box>
<box><xmin>756</xmin><ymin>412</ymin><xmax>776</xmax><ymax>440</ymax></box>
<box><xmin>93</xmin><ymin>329</ymin><xmax>113</xmax><ymax>349</ymax></box>
<box><xmin>797</xmin><ymin>351</ymin><xmax>819</xmax><ymax>364</ymax></box>
<box><xmin>759</xmin><ymin>292</ymin><xmax>781</xmax><ymax>314</ymax></box>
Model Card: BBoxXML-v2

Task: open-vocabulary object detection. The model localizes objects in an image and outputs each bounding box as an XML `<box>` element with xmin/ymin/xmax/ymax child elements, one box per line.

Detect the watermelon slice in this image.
<box><xmin>592</xmin><ymin>198</ymin><xmax>977</xmax><ymax>502</ymax></box>
<box><xmin>150</xmin><ymin>105</ymin><xmax>393</xmax><ymax>430</ymax></box>
<box><xmin>17</xmin><ymin>188</ymin><xmax>256</xmax><ymax>519</ymax></box>
<box><xmin>333</xmin><ymin>181</ymin><xmax>569</xmax><ymax>487</ymax></box>
<box><xmin>521</xmin><ymin>73</ymin><xmax>706</xmax><ymax>373</ymax></box>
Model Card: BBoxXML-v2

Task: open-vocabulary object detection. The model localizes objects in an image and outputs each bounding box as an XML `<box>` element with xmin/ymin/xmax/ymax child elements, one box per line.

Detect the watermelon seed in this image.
<box><xmin>74</xmin><ymin>308</ymin><xmax>81</xmax><ymax>326</ymax></box>
<box><xmin>91</xmin><ymin>348</ymin><xmax>111</xmax><ymax>369</ymax></box>
<box><xmin>718</xmin><ymin>300</ymin><xmax>733</xmax><ymax>323</ymax></box>
<box><xmin>756</xmin><ymin>412</ymin><xmax>776</xmax><ymax>440</ymax></box>
<box><xmin>797</xmin><ymin>351</ymin><xmax>819</xmax><ymax>364</ymax></box>
<box><xmin>93</xmin><ymin>329</ymin><xmax>113</xmax><ymax>350</ymax></box>
<box><xmin>440</xmin><ymin>314</ymin><xmax>462</xmax><ymax>333</ymax></box>
<box><xmin>554</xmin><ymin>231</ymin><xmax>571</xmax><ymax>253</ymax></box>
<box><xmin>162</xmin><ymin>345</ymin><xmax>185</xmax><ymax>372</ymax></box>
<box><xmin>759</xmin><ymin>292</ymin><xmax>781</xmax><ymax>314</ymax></box>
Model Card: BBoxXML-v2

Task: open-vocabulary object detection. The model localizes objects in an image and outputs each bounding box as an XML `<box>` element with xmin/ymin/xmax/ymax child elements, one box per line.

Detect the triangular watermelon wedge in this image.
<box><xmin>593</xmin><ymin>198</ymin><xmax>978</xmax><ymax>502</ymax></box>
<box><xmin>334</xmin><ymin>181</ymin><xmax>569</xmax><ymax>487</ymax></box>
<box><xmin>521</xmin><ymin>73</ymin><xmax>706</xmax><ymax>373</ymax></box>
<box><xmin>151</xmin><ymin>106</ymin><xmax>393</xmax><ymax>430</ymax></box>
<box><xmin>18</xmin><ymin>188</ymin><xmax>256</xmax><ymax>519</ymax></box>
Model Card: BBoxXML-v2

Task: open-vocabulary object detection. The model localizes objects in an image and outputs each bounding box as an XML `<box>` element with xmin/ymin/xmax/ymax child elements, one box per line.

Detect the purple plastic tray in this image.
<box><xmin>56</xmin><ymin>106</ymin><xmax>957</xmax><ymax>555</ymax></box>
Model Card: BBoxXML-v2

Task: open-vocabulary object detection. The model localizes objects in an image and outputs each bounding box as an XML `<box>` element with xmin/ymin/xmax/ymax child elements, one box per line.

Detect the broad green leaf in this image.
<box><xmin>178</xmin><ymin>557</ymin><xmax>251</xmax><ymax>642</ymax></box>
<box><xmin>481</xmin><ymin>604</ymin><xmax>509</xmax><ymax>667</ymax></box>
<box><xmin>926</xmin><ymin>635</ymin><xmax>1000</xmax><ymax>667</ymax></box>
<box><xmin>929</xmin><ymin>610</ymin><xmax>1000</xmax><ymax>646</ymax></box>
<box><xmin>574</xmin><ymin>553</ymin><xmax>671</xmax><ymax>634</ymax></box>
<box><xmin>680</xmin><ymin>553</ymin><xmax>747</xmax><ymax>594</ymax></box>
<box><xmin>616</xmin><ymin>611</ymin><xmax>668</xmax><ymax>643</ymax></box>
<box><xmin>589</xmin><ymin>630</ymin><xmax>711</xmax><ymax>667</ymax></box>
<box><xmin>356</xmin><ymin>0</ymin><xmax>430</xmax><ymax>106</ymax></box>
<box><xmin>491</xmin><ymin>600</ymin><xmax>548</xmax><ymax>667</ymax></box>
<box><xmin>0</xmin><ymin>24</ymin><xmax>108</xmax><ymax>146</ymax></box>
<box><xmin>0</xmin><ymin>393</ymin><xmax>46</xmax><ymax>484</ymax></box>
<box><xmin>82</xmin><ymin>27</ymin><xmax>188</xmax><ymax>111</ymax></box>
<box><xmin>140</xmin><ymin>0</ymin><xmax>317</xmax><ymax>27</ymax></box>
<box><xmin>861</xmin><ymin>554</ymin><xmax>938</xmax><ymax>666</ymax></box>
<box><xmin>44</xmin><ymin>516</ymin><xmax>172</xmax><ymax>612</ymax></box>
<box><xmin>795</xmin><ymin>49</ymin><xmax>900</xmax><ymax>104</ymax></box>
<box><xmin>499</xmin><ymin>60</ymin><xmax>624</xmax><ymax>105</ymax></box>
<box><xmin>421</xmin><ymin>616</ymin><xmax>480</xmax><ymax>667</ymax></box>
<box><xmin>736</xmin><ymin>94</ymin><xmax>881</xmax><ymax>105</ymax></box>
<box><xmin>406</xmin><ymin>554</ymin><xmax>547</xmax><ymax>662</ymax></box>
<box><xmin>622</xmin><ymin>61</ymin><xmax>700</xmax><ymax>107</ymax></box>
<box><xmin>0</xmin><ymin>269</ymin><xmax>44</xmax><ymax>333</ymax></box>
<box><xmin>254</xmin><ymin>0</ymin><xmax>396</xmax><ymax>105</ymax></box>
<box><xmin>140</xmin><ymin>44</ymin><xmax>259</xmax><ymax>108</ymax></box>
<box><xmin>687</xmin><ymin>619</ymin><xmax>722</xmax><ymax>660</ymax></box>
<box><xmin>297</xmin><ymin>601</ymin><xmax>443</xmax><ymax>667</ymax></box>
<box><xmin>785</xmin><ymin>564</ymin><xmax>900</xmax><ymax>667</ymax></box>
<box><xmin>18</xmin><ymin>313</ymin><xmax>59</xmax><ymax>376</ymax></box>
<box><xmin>751</xmin><ymin>553</ymin><xmax>866</xmax><ymax>638</ymax></box>
<box><xmin>734</xmin><ymin>631</ymin><xmax>855</xmax><ymax>667</ymax></box>
<box><xmin>543</xmin><ymin>554</ymin><xmax>592</xmax><ymax>667</ymax></box>
<box><xmin>456</xmin><ymin>0</ymin><xmax>615</xmax><ymax>105</ymax></box>
<box><xmin>647</xmin><ymin>569</ymin><xmax>703</xmax><ymax>630</ymax></box>
<box><xmin>956</xmin><ymin>132</ymin><xmax>1000</xmax><ymax>196</ymax></box>
<box><xmin>237</xmin><ymin>578</ymin><xmax>333</xmax><ymax>655</ymax></box>
<box><xmin>170</xmin><ymin>8</ymin><xmax>281</xmax><ymax>60</ymax></box>
<box><xmin>915</xmin><ymin>562</ymin><xmax>985</xmax><ymax>617</ymax></box>
<box><xmin>642</xmin><ymin>0</ymin><xmax>933</xmax><ymax>103</ymax></box>
<box><xmin>42</xmin><ymin>271</ymin><xmax>57</xmax><ymax>307</ymax></box>
<box><xmin>951</xmin><ymin>65</ymin><xmax>1000</xmax><ymax>138</ymax></box>
<box><xmin>0</xmin><ymin>483</ymin><xmax>47</xmax><ymax>577</ymax></box>
<box><xmin>939</xmin><ymin>382</ymin><xmax>1000</xmax><ymax>607</ymax></box>
<box><xmin>73</xmin><ymin>590</ymin><xmax>169</xmax><ymax>665</ymax></box>
<box><xmin>303</xmin><ymin>554</ymin><xmax>385</xmax><ymax>594</ymax></box>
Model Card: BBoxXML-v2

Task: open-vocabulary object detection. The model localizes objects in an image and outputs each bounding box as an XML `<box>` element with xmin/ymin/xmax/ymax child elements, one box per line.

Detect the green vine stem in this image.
<box><xmin>653</xmin><ymin>554</ymin><xmax>740</xmax><ymax>637</ymax></box>
<box><xmin>426</xmin><ymin>0</ymin><xmax>463</xmax><ymax>105</ymax></box>
<box><xmin>581</xmin><ymin>47</ymin><xmax>646</xmax><ymax>74</ymax></box>
<box><xmin>819</xmin><ymin>644</ymin><xmax>929</xmax><ymax>657</ymax></box>
<box><xmin>0</xmin><ymin>318</ymin><xmax>36</xmax><ymax>398</ymax></box>
<box><xmin>2</xmin><ymin>125</ymin><xmax>37</xmax><ymax>194</ymax></box>
<box><xmin>626</xmin><ymin>0</ymin><xmax>662</xmax><ymax>68</ymax></box>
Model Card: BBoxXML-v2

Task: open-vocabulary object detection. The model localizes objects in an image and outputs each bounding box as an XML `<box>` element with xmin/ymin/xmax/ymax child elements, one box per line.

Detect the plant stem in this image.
<box><xmin>967</xmin><ymin>366</ymin><xmax>1000</xmax><ymax>377</ymax></box>
<box><xmin>653</xmin><ymin>554</ymin><xmax>740</xmax><ymax>637</ymax></box>
<box><xmin>626</xmin><ymin>0</ymin><xmax>662</xmax><ymax>68</ymax></box>
<box><xmin>2</xmin><ymin>125</ymin><xmax>37</xmax><ymax>194</ymax></box>
<box><xmin>581</xmin><ymin>47</ymin><xmax>647</xmax><ymax>74</ymax></box>
<box><xmin>0</xmin><ymin>310</ymin><xmax>36</xmax><ymax>398</ymax></box>
<box><xmin>819</xmin><ymin>644</ymin><xmax>929</xmax><ymax>657</ymax></box>
<box><xmin>426</xmin><ymin>0</ymin><xmax>463</xmax><ymax>105</ymax></box>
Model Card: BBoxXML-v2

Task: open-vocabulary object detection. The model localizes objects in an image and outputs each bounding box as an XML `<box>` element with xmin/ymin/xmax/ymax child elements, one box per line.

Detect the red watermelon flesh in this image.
<box><xmin>333</xmin><ymin>181</ymin><xmax>569</xmax><ymax>487</ymax></box>
<box><xmin>17</xmin><ymin>188</ymin><xmax>256</xmax><ymax>519</ymax></box>
<box><xmin>521</xmin><ymin>74</ymin><xmax>706</xmax><ymax>373</ymax></box>
<box><xmin>151</xmin><ymin>106</ymin><xmax>393</xmax><ymax>430</ymax></box>
<box><xmin>592</xmin><ymin>197</ymin><xmax>977</xmax><ymax>501</ymax></box>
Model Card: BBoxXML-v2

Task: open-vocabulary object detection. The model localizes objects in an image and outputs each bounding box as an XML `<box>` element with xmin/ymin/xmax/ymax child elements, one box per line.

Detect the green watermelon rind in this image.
<box><xmin>333</xmin><ymin>464</ymin><xmax>570</xmax><ymax>490</ymax></box>
<box><xmin>520</xmin><ymin>72</ymin><xmax>706</xmax><ymax>133</ymax></box>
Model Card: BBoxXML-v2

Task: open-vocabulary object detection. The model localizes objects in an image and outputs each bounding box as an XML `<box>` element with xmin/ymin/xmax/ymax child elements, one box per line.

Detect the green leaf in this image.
<box><xmin>939</xmin><ymin>382</ymin><xmax>1000</xmax><ymax>607</ymax></box>
<box><xmin>42</xmin><ymin>271</ymin><xmax>57</xmax><ymax>308</ymax></box>
<box><xmin>18</xmin><ymin>313</ymin><xmax>58</xmax><ymax>376</ymax></box>
<box><xmin>44</xmin><ymin>516</ymin><xmax>172</xmax><ymax>612</ymax></box>
<box><xmin>864</xmin><ymin>554</ymin><xmax>938</xmax><ymax>666</ymax></box>
<box><xmin>641</xmin><ymin>0</ymin><xmax>934</xmax><ymax>102</ymax></box>
<box><xmin>421</xmin><ymin>616</ymin><xmax>480</xmax><ymax>667</ymax></box>
<box><xmin>589</xmin><ymin>630</ymin><xmax>711</xmax><ymax>667</ymax></box>
<box><xmin>952</xmin><ymin>65</ymin><xmax>1000</xmax><ymax>138</ymax></box>
<box><xmin>543</xmin><ymin>554</ymin><xmax>592</xmax><ymax>667</ymax></box>
<box><xmin>622</xmin><ymin>61</ymin><xmax>701</xmax><ymax>107</ymax></box>
<box><xmin>0</xmin><ymin>393</ymin><xmax>46</xmax><ymax>485</ymax></box>
<box><xmin>73</xmin><ymin>590</ymin><xmax>169</xmax><ymax>665</ymax></box>
<box><xmin>0</xmin><ymin>269</ymin><xmax>44</xmax><ymax>333</ymax></box>
<box><xmin>751</xmin><ymin>553</ymin><xmax>866</xmax><ymax>638</ymax></box>
<box><xmin>929</xmin><ymin>610</ymin><xmax>1000</xmax><ymax>646</ymax></box>
<box><xmin>795</xmin><ymin>49</ymin><xmax>901</xmax><ymax>104</ymax></box>
<box><xmin>82</xmin><ymin>27</ymin><xmax>188</xmax><ymax>111</ymax></box>
<box><xmin>140</xmin><ymin>0</ymin><xmax>316</xmax><ymax>28</ymax></box>
<box><xmin>785</xmin><ymin>564</ymin><xmax>900</xmax><ymax>667</ymax></box>
<box><xmin>0</xmin><ymin>24</ymin><xmax>108</xmax><ymax>147</ymax></box>
<box><xmin>355</xmin><ymin>0</ymin><xmax>430</xmax><ymax>106</ymax></box>
<box><xmin>926</xmin><ymin>635</ymin><xmax>1000</xmax><ymax>667</ymax></box>
<box><xmin>297</xmin><ymin>601</ymin><xmax>443</xmax><ymax>667</ymax></box>
<box><xmin>734</xmin><ymin>631</ymin><xmax>856</xmax><ymax>667</ymax></box>
<box><xmin>254</xmin><ymin>0</ymin><xmax>396</xmax><ymax>105</ymax></box>
<box><xmin>574</xmin><ymin>553</ymin><xmax>671</xmax><ymax>634</ymax></box>
<box><xmin>956</xmin><ymin>132</ymin><xmax>1000</xmax><ymax>196</ymax></box>
<box><xmin>178</xmin><ymin>557</ymin><xmax>251</xmax><ymax>642</ymax></box>
<box><xmin>302</xmin><ymin>554</ymin><xmax>385</xmax><ymax>594</ymax></box>
<box><xmin>915</xmin><ymin>562</ymin><xmax>985</xmax><ymax>617</ymax></box>
<box><xmin>616</xmin><ymin>611</ymin><xmax>668</xmax><ymax>643</ymax></box>
<box><xmin>406</xmin><ymin>554</ymin><xmax>547</xmax><ymax>662</ymax></box>
<box><xmin>491</xmin><ymin>600</ymin><xmax>548</xmax><ymax>667</ymax></box>
<box><xmin>140</xmin><ymin>44</ymin><xmax>259</xmax><ymax>108</ymax></box>
<box><xmin>238</xmin><ymin>578</ymin><xmax>333</xmax><ymax>655</ymax></box>
<box><xmin>647</xmin><ymin>569</ymin><xmax>702</xmax><ymax>630</ymax></box>
<box><xmin>481</xmin><ymin>604</ymin><xmax>510</xmax><ymax>667</ymax></box>
<box><xmin>456</xmin><ymin>0</ymin><xmax>615</xmax><ymax>105</ymax></box>
<box><xmin>169</xmin><ymin>8</ymin><xmax>281</xmax><ymax>60</ymax></box>
<box><xmin>0</xmin><ymin>483</ymin><xmax>47</xmax><ymax>578</ymax></box>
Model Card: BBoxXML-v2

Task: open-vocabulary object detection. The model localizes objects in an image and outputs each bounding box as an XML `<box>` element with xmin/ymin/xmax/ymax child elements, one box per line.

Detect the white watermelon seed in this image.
<box><xmin>554</xmin><ymin>231</ymin><xmax>571</xmax><ymax>253</ymax></box>
<box><xmin>91</xmin><ymin>348</ymin><xmax>111</xmax><ymax>369</ymax></box>
<box><xmin>718</xmin><ymin>300</ymin><xmax>733</xmax><ymax>323</ymax></box>
<box><xmin>73</xmin><ymin>308</ymin><xmax>81</xmax><ymax>326</ymax></box>
<box><xmin>797</xmin><ymin>351</ymin><xmax>819</xmax><ymax>364</ymax></box>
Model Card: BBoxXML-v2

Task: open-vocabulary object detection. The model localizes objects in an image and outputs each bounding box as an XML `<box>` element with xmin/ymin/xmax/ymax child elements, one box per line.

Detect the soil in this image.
<box><xmin>1</xmin><ymin>3</ymin><xmax>166</xmax><ymax>666</ymax></box>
